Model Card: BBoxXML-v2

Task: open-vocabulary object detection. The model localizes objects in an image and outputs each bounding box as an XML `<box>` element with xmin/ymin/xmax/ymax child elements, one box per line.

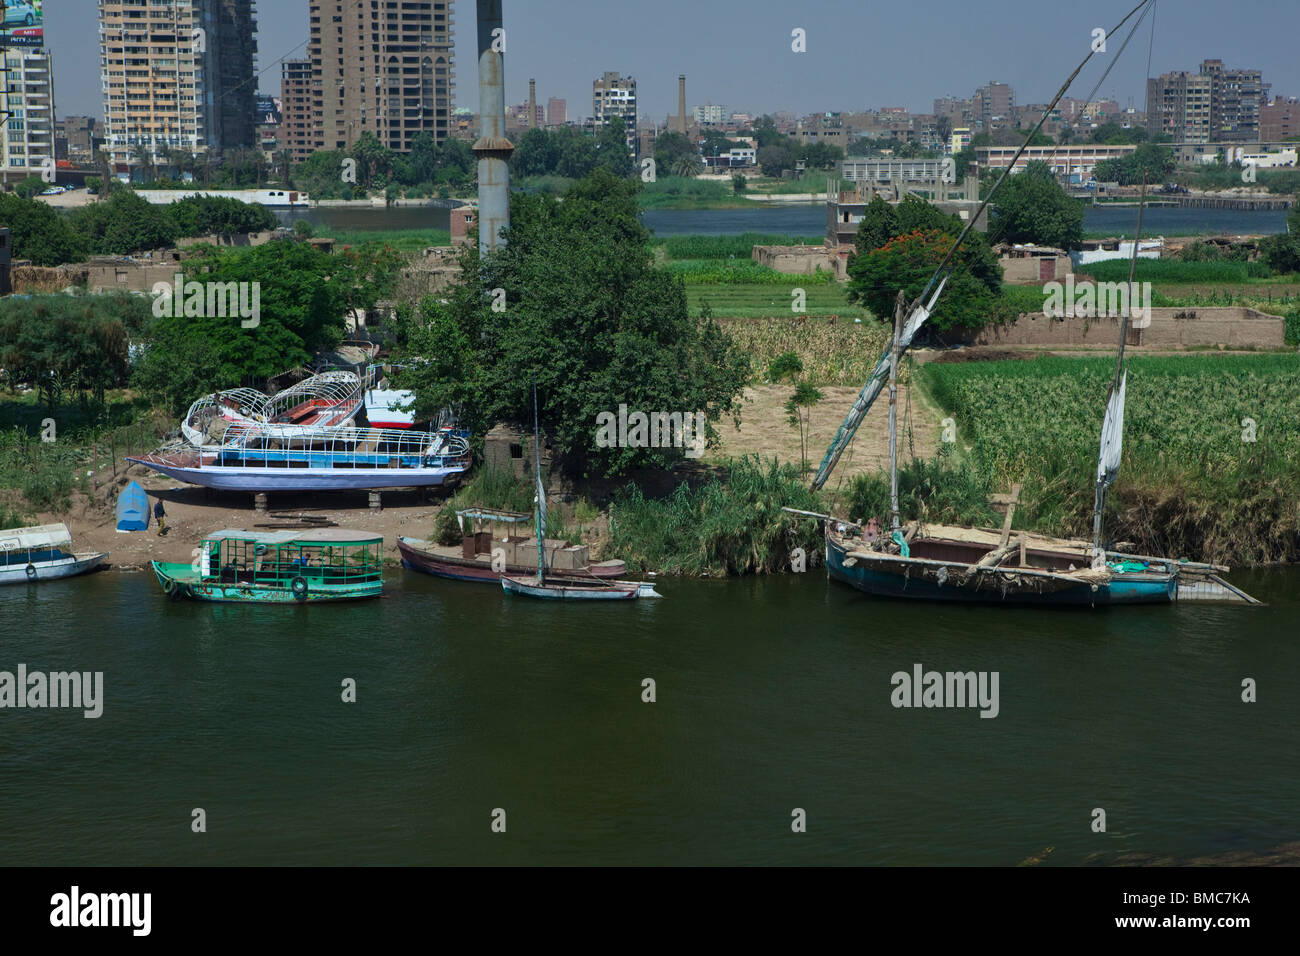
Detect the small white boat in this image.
<box><xmin>501</xmin><ymin>574</ymin><xmax>646</xmax><ymax>600</ymax></box>
<box><xmin>0</xmin><ymin>524</ymin><xmax>107</xmax><ymax>585</ymax></box>
<box><xmin>364</xmin><ymin>388</ymin><xmax>417</xmax><ymax>429</ymax></box>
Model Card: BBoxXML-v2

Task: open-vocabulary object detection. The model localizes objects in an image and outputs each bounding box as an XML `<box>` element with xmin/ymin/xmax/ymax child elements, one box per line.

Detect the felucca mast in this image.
<box><xmin>810</xmin><ymin>0</ymin><xmax>1156</xmax><ymax>492</ymax></box>
<box><xmin>1091</xmin><ymin>177</ymin><xmax>1149</xmax><ymax>557</ymax></box>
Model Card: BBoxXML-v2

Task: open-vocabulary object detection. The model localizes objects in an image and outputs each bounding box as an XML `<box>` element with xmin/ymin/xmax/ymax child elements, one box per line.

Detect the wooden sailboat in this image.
<box><xmin>804</xmin><ymin>0</ymin><xmax>1259</xmax><ymax>607</ymax></box>
<box><xmin>500</xmin><ymin>385</ymin><xmax>661</xmax><ymax>601</ymax></box>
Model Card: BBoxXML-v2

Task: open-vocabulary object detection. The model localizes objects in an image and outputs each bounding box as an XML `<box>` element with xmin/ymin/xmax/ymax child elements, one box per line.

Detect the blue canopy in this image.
<box><xmin>115</xmin><ymin>481</ymin><xmax>150</xmax><ymax>532</ymax></box>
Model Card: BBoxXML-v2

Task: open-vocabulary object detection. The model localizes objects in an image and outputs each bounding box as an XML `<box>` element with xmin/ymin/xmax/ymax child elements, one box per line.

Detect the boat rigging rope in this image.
<box><xmin>809</xmin><ymin>0</ymin><xmax>1158</xmax><ymax>492</ymax></box>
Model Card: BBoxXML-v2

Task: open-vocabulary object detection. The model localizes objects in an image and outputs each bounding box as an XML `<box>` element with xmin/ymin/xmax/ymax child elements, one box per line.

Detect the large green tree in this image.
<box><xmin>847</xmin><ymin>228</ymin><xmax>1010</xmax><ymax>336</ymax></box>
<box><xmin>133</xmin><ymin>240</ymin><xmax>402</xmax><ymax>410</ymax></box>
<box><xmin>988</xmin><ymin>160</ymin><xmax>1085</xmax><ymax>249</ymax></box>
<box><xmin>0</xmin><ymin>194</ymin><xmax>87</xmax><ymax>265</ymax></box>
<box><xmin>392</xmin><ymin>170</ymin><xmax>750</xmax><ymax>476</ymax></box>
<box><xmin>69</xmin><ymin>189</ymin><xmax>177</xmax><ymax>255</ymax></box>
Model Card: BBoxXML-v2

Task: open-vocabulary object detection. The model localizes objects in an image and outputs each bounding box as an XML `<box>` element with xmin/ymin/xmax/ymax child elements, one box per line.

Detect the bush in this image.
<box><xmin>844</xmin><ymin>453</ymin><xmax>998</xmax><ymax>529</ymax></box>
<box><xmin>1286</xmin><ymin>310</ymin><xmax>1300</xmax><ymax>347</ymax></box>
<box><xmin>435</xmin><ymin>504</ymin><xmax>462</xmax><ymax>546</ymax></box>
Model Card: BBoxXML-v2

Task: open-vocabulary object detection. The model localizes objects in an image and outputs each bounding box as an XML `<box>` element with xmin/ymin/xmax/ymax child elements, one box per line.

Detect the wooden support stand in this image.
<box><xmin>369</xmin><ymin>491</ymin><xmax>382</xmax><ymax>512</ymax></box>
<box><xmin>254</xmin><ymin>493</ymin><xmax>269</xmax><ymax>513</ymax></box>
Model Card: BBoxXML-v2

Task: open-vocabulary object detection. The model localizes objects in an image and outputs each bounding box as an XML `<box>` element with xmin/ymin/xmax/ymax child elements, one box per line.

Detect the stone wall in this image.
<box><xmin>752</xmin><ymin>244</ymin><xmax>837</xmax><ymax>276</ymax></box>
<box><xmin>967</xmin><ymin>307</ymin><xmax>1285</xmax><ymax>349</ymax></box>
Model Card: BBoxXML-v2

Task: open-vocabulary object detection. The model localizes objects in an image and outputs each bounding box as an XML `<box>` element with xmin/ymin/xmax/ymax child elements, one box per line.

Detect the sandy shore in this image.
<box><xmin>42</xmin><ymin>463</ymin><xmax>452</xmax><ymax>572</ymax></box>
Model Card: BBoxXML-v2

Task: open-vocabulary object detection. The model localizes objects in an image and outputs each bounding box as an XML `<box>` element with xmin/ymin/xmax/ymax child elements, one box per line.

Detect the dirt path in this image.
<box><xmin>711</xmin><ymin>383</ymin><xmax>943</xmax><ymax>483</ymax></box>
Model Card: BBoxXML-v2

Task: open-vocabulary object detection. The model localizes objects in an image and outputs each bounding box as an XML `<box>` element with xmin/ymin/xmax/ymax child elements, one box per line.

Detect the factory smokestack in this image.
<box><xmin>473</xmin><ymin>0</ymin><xmax>512</xmax><ymax>254</ymax></box>
<box><xmin>677</xmin><ymin>75</ymin><xmax>687</xmax><ymax>134</ymax></box>
<box><xmin>529</xmin><ymin>78</ymin><xmax>537</xmax><ymax>129</ymax></box>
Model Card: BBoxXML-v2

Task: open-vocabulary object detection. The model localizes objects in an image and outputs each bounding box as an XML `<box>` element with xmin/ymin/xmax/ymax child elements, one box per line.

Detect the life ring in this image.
<box><xmin>291</xmin><ymin>576</ymin><xmax>309</xmax><ymax>601</ymax></box>
<box><xmin>25</xmin><ymin>563</ymin><xmax>37</xmax><ymax>580</ymax></box>
<box><xmin>162</xmin><ymin>577</ymin><xmax>177</xmax><ymax>595</ymax></box>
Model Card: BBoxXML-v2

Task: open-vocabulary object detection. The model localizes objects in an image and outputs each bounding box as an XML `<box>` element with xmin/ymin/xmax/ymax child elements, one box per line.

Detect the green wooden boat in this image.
<box><xmin>152</xmin><ymin>529</ymin><xmax>384</xmax><ymax>604</ymax></box>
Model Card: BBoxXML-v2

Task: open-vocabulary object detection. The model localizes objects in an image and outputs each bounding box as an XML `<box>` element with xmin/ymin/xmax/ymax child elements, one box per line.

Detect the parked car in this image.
<box><xmin>39</xmin><ymin>186</ymin><xmax>66</xmax><ymax>196</ymax></box>
<box><xmin>3</xmin><ymin>2</ymin><xmax>39</xmax><ymax>27</ymax></box>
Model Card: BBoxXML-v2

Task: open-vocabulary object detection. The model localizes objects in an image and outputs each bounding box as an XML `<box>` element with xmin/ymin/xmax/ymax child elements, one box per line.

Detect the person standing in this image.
<box><xmin>154</xmin><ymin>498</ymin><xmax>168</xmax><ymax>536</ymax></box>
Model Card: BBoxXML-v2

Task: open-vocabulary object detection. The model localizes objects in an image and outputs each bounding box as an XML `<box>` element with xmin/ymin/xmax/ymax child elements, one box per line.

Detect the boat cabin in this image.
<box><xmin>196</xmin><ymin>529</ymin><xmax>384</xmax><ymax>590</ymax></box>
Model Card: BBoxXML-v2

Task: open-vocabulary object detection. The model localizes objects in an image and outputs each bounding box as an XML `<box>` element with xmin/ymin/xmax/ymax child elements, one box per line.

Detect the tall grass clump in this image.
<box><xmin>841</xmin><ymin>452</ymin><xmax>999</xmax><ymax>529</ymax></box>
<box><xmin>608</xmin><ymin>456</ymin><xmax>824</xmax><ymax>575</ymax></box>
<box><xmin>0</xmin><ymin>427</ymin><xmax>87</xmax><ymax>511</ymax></box>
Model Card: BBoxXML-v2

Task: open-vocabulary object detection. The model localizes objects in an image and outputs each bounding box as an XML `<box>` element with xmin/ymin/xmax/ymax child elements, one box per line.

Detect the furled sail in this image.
<box><xmin>1096</xmin><ymin>369</ymin><xmax>1127</xmax><ymax>489</ymax></box>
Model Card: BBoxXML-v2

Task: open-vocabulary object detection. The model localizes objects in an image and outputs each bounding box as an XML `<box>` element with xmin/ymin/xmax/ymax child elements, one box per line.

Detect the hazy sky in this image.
<box><xmin>48</xmin><ymin>0</ymin><xmax>1298</xmax><ymax>121</ymax></box>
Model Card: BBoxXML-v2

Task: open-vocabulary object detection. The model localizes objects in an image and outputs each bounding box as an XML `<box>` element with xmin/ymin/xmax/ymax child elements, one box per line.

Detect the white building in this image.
<box><xmin>1</xmin><ymin>47</ymin><xmax>55</xmax><ymax>184</ymax></box>
<box><xmin>593</xmin><ymin>71</ymin><xmax>638</xmax><ymax>153</ymax></box>
<box><xmin>693</xmin><ymin>104</ymin><xmax>726</xmax><ymax>125</ymax></box>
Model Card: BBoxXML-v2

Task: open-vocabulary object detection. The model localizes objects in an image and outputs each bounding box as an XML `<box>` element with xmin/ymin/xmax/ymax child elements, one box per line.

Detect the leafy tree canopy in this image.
<box><xmin>988</xmin><ymin>160</ymin><xmax>1085</xmax><ymax>249</ymax></box>
<box><xmin>392</xmin><ymin>169</ymin><xmax>750</xmax><ymax>476</ymax></box>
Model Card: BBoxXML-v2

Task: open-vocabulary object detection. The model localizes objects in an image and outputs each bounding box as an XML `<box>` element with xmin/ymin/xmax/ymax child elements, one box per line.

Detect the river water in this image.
<box><xmin>278</xmin><ymin>204</ymin><xmax>1289</xmax><ymax>239</ymax></box>
<box><xmin>3</xmin><ymin>564</ymin><xmax>1295</xmax><ymax>865</ymax></box>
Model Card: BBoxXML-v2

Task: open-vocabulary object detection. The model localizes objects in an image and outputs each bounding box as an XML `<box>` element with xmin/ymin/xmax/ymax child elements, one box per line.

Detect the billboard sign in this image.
<box><xmin>0</xmin><ymin>1</ymin><xmax>44</xmax><ymax>48</ymax></box>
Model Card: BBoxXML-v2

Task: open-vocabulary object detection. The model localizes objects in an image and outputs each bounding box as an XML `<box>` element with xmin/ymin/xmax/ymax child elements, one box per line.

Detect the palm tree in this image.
<box><xmin>671</xmin><ymin>154</ymin><xmax>704</xmax><ymax>178</ymax></box>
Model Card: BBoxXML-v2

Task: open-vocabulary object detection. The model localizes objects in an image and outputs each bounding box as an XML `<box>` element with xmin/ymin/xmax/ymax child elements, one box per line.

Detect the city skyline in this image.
<box><xmin>46</xmin><ymin>0</ymin><xmax>1297</xmax><ymax>124</ymax></box>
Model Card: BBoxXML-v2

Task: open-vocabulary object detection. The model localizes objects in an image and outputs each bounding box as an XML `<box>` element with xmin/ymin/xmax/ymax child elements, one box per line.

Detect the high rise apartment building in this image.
<box><xmin>1148</xmin><ymin>60</ymin><xmax>1269</xmax><ymax>143</ymax></box>
<box><xmin>1147</xmin><ymin>71</ymin><xmax>1214</xmax><ymax>143</ymax></box>
<box><xmin>1</xmin><ymin>47</ymin><xmax>55</xmax><ymax>180</ymax></box>
<box><xmin>99</xmin><ymin>0</ymin><xmax>257</xmax><ymax>169</ymax></box>
<box><xmin>279</xmin><ymin>58</ymin><xmax>314</xmax><ymax>163</ymax></box>
<box><xmin>307</xmin><ymin>0</ymin><xmax>455</xmax><ymax>154</ymax></box>
<box><xmin>593</xmin><ymin>71</ymin><xmax>637</xmax><ymax>153</ymax></box>
<box><xmin>547</xmin><ymin>97</ymin><xmax>566</xmax><ymax>126</ymax></box>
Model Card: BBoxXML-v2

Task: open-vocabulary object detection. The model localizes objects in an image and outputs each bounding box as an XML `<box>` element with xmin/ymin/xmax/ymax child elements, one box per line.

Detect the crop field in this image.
<box><xmin>919</xmin><ymin>354</ymin><xmax>1300</xmax><ymax>562</ymax></box>
<box><xmin>666</xmin><ymin>259</ymin><xmax>835</xmax><ymax>285</ymax></box>
<box><xmin>689</xmin><ymin>283</ymin><xmax>869</xmax><ymax>319</ymax></box>
<box><xmin>718</xmin><ymin>316</ymin><xmax>890</xmax><ymax>386</ymax></box>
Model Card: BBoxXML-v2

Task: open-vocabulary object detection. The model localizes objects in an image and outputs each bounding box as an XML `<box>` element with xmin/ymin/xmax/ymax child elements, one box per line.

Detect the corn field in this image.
<box><xmin>920</xmin><ymin>354</ymin><xmax>1300</xmax><ymax>563</ymax></box>
<box><xmin>722</xmin><ymin>318</ymin><xmax>891</xmax><ymax>386</ymax></box>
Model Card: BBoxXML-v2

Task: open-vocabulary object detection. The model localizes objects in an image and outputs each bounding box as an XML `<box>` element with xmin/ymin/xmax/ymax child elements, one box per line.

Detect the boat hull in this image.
<box><xmin>151</xmin><ymin>561</ymin><xmax>380</xmax><ymax>603</ymax></box>
<box><xmin>0</xmin><ymin>552</ymin><xmax>107</xmax><ymax>585</ymax></box>
<box><xmin>397</xmin><ymin>536</ymin><xmax>626</xmax><ymax>583</ymax></box>
<box><xmin>127</xmin><ymin>457</ymin><xmax>465</xmax><ymax>491</ymax></box>
<box><xmin>500</xmin><ymin>574</ymin><xmax>641</xmax><ymax>600</ymax></box>
<box><xmin>826</xmin><ymin>534</ymin><xmax>1176</xmax><ymax>607</ymax></box>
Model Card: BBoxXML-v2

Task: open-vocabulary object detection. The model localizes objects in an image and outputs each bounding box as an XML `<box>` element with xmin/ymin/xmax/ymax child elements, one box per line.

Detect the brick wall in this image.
<box><xmin>968</xmin><ymin>307</ymin><xmax>1285</xmax><ymax>348</ymax></box>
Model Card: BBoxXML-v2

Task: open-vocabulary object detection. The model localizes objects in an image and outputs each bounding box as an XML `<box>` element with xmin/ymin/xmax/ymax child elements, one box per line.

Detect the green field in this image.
<box><xmin>919</xmin><ymin>354</ymin><xmax>1300</xmax><ymax>563</ymax></box>
<box><xmin>329</xmin><ymin>228</ymin><xmax>451</xmax><ymax>251</ymax></box>
<box><xmin>688</xmin><ymin>283</ymin><xmax>867</xmax><ymax>319</ymax></box>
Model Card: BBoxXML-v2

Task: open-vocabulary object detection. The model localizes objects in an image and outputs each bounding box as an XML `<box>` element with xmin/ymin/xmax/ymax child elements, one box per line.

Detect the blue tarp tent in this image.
<box><xmin>115</xmin><ymin>481</ymin><xmax>150</xmax><ymax>532</ymax></box>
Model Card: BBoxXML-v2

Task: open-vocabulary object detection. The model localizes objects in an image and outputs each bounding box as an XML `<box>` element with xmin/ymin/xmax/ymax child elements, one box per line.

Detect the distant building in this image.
<box><xmin>547</xmin><ymin>97</ymin><xmax>567</xmax><ymax>126</ymax></box>
<box><xmin>1148</xmin><ymin>61</ymin><xmax>1269</xmax><ymax>143</ymax></box>
<box><xmin>950</xmin><ymin>127</ymin><xmax>972</xmax><ymax>154</ymax></box>
<box><xmin>1200</xmin><ymin>59</ymin><xmax>1269</xmax><ymax>142</ymax></box>
<box><xmin>593</xmin><ymin>72</ymin><xmax>638</xmax><ymax>153</ymax></box>
<box><xmin>100</xmin><ymin>0</ymin><xmax>257</xmax><ymax>170</ymax></box>
<box><xmin>1147</xmin><ymin>71</ymin><xmax>1214</xmax><ymax>143</ymax></box>
<box><xmin>2</xmin><ymin>47</ymin><xmax>55</xmax><ymax>183</ymax></box>
<box><xmin>307</xmin><ymin>0</ymin><xmax>456</xmax><ymax>154</ymax></box>
<box><xmin>1261</xmin><ymin>98</ymin><xmax>1299</xmax><ymax>143</ymax></box>
<box><xmin>978</xmin><ymin>144</ymin><xmax>1136</xmax><ymax>177</ymax></box>
<box><xmin>693</xmin><ymin>104</ymin><xmax>726</xmax><ymax>125</ymax></box>
<box><xmin>279</xmin><ymin>59</ymin><xmax>315</xmax><ymax>164</ymax></box>
<box><xmin>975</xmin><ymin>81</ymin><xmax>1015</xmax><ymax>123</ymax></box>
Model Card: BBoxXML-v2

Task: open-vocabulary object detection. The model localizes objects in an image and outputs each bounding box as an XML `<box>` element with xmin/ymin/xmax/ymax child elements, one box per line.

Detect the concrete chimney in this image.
<box><xmin>529</xmin><ymin>78</ymin><xmax>537</xmax><ymax>129</ymax></box>
<box><xmin>677</xmin><ymin>75</ymin><xmax>687</xmax><ymax>134</ymax></box>
<box><xmin>473</xmin><ymin>0</ymin><xmax>513</xmax><ymax>254</ymax></box>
